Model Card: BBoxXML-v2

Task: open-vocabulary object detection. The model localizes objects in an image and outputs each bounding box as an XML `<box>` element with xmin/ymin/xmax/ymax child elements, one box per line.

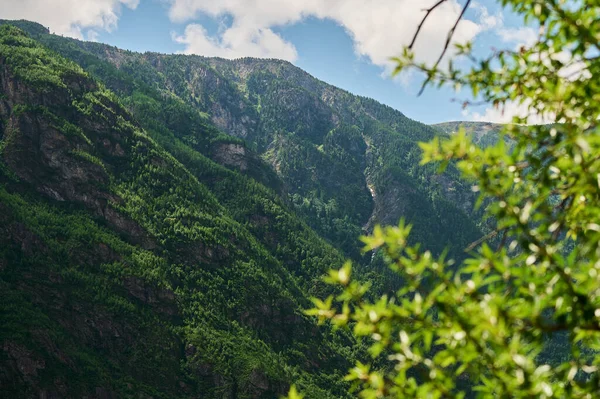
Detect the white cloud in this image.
<box><xmin>168</xmin><ymin>0</ymin><xmax>498</xmax><ymax>70</ymax></box>
<box><xmin>497</xmin><ymin>26</ymin><xmax>538</xmax><ymax>49</ymax></box>
<box><xmin>548</xmin><ymin>51</ymin><xmax>591</xmax><ymax>81</ymax></box>
<box><xmin>462</xmin><ymin>100</ymin><xmax>554</xmax><ymax>125</ymax></box>
<box><xmin>471</xmin><ymin>1</ymin><xmax>503</xmax><ymax>31</ymax></box>
<box><xmin>172</xmin><ymin>23</ymin><xmax>298</xmax><ymax>60</ymax></box>
<box><xmin>0</xmin><ymin>0</ymin><xmax>139</xmax><ymax>39</ymax></box>
<box><xmin>87</xmin><ymin>29</ymin><xmax>100</xmax><ymax>42</ymax></box>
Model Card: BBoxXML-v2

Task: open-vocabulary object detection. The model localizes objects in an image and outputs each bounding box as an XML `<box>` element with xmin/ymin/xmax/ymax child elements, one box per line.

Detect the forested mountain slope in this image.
<box><xmin>2</xmin><ymin>19</ymin><xmax>484</xmax><ymax>261</ymax></box>
<box><xmin>0</xmin><ymin>20</ymin><xmax>486</xmax><ymax>398</ymax></box>
<box><xmin>0</xmin><ymin>24</ymin><xmax>356</xmax><ymax>398</ymax></box>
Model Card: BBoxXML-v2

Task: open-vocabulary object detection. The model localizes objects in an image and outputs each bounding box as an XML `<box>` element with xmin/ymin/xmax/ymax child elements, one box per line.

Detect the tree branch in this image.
<box><xmin>464</xmin><ymin>228</ymin><xmax>499</xmax><ymax>252</ymax></box>
<box><xmin>417</xmin><ymin>0</ymin><xmax>472</xmax><ymax>96</ymax></box>
<box><xmin>409</xmin><ymin>0</ymin><xmax>449</xmax><ymax>50</ymax></box>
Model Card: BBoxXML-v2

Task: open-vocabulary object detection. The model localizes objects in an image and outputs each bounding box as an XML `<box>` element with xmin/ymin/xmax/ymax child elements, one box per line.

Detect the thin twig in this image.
<box><xmin>409</xmin><ymin>0</ymin><xmax>449</xmax><ymax>50</ymax></box>
<box><xmin>464</xmin><ymin>228</ymin><xmax>499</xmax><ymax>252</ymax></box>
<box><xmin>418</xmin><ymin>0</ymin><xmax>472</xmax><ymax>96</ymax></box>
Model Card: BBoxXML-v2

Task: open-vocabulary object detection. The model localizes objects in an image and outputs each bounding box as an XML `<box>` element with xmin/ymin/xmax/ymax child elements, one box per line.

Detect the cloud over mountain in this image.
<box><xmin>0</xmin><ymin>0</ymin><xmax>138</xmax><ymax>39</ymax></box>
<box><xmin>168</xmin><ymin>0</ymin><xmax>499</xmax><ymax>69</ymax></box>
<box><xmin>0</xmin><ymin>0</ymin><xmax>502</xmax><ymax>74</ymax></box>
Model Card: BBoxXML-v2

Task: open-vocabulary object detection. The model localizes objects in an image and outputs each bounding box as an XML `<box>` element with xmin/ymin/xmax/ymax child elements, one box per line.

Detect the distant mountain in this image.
<box><xmin>0</xmin><ymin>20</ymin><xmax>486</xmax><ymax>398</ymax></box>
<box><xmin>434</xmin><ymin>121</ymin><xmax>509</xmax><ymax>149</ymax></box>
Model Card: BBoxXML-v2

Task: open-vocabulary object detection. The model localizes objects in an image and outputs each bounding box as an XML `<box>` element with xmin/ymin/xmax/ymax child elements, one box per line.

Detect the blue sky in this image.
<box><xmin>2</xmin><ymin>0</ymin><xmax>532</xmax><ymax>124</ymax></box>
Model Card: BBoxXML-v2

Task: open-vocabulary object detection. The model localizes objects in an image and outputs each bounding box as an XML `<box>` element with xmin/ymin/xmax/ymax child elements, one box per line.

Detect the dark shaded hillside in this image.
<box><xmin>0</xmin><ymin>25</ymin><xmax>358</xmax><ymax>398</ymax></box>
<box><xmin>1</xmin><ymin>20</ymin><xmax>484</xmax><ymax>262</ymax></box>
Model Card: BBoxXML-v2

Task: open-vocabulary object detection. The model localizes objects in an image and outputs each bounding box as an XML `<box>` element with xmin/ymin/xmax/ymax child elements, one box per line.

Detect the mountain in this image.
<box><xmin>434</xmin><ymin>121</ymin><xmax>508</xmax><ymax>148</ymax></box>
<box><xmin>16</xmin><ymin>20</ymin><xmax>484</xmax><ymax>260</ymax></box>
<box><xmin>0</xmin><ymin>20</ymin><xmax>486</xmax><ymax>398</ymax></box>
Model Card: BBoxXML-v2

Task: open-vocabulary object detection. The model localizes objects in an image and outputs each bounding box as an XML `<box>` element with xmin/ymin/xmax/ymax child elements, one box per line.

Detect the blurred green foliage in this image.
<box><xmin>304</xmin><ymin>0</ymin><xmax>600</xmax><ymax>397</ymax></box>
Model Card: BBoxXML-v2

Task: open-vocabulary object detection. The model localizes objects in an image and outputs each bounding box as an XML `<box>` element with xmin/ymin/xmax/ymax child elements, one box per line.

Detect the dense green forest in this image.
<box><xmin>0</xmin><ymin>20</ymin><xmax>489</xmax><ymax>398</ymax></box>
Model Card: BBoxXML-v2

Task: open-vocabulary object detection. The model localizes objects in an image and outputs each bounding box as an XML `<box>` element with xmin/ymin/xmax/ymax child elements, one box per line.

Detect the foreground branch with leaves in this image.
<box><xmin>291</xmin><ymin>0</ymin><xmax>600</xmax><ymax>397</ymax></box>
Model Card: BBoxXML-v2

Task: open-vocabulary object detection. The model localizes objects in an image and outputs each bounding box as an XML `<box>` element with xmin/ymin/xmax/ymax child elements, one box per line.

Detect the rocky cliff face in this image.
<box><xmin>0</xmin><ymin>61</ymin><xmax>154</xmax><ymax>247</ymax></box>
